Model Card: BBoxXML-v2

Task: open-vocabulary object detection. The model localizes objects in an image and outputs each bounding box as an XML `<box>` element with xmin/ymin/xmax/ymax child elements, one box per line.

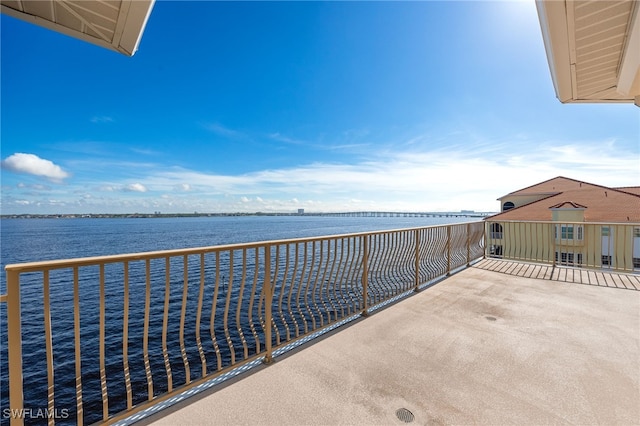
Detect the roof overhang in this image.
<box><xmin>536</xmin><ymin>0</ymin><xmax>640</xmax><ymax>106</ymax></box>
<box><xmin>1</xmin><ymin>0</ymin><xmax>155</xmax><ymax>56</ymax></box>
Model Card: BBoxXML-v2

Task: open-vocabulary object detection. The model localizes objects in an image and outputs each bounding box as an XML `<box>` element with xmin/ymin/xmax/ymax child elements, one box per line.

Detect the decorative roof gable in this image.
<box><xmin>549</xmin><ymin>201</ymin><xmax>587</xmax><ymax>209</ymax></box>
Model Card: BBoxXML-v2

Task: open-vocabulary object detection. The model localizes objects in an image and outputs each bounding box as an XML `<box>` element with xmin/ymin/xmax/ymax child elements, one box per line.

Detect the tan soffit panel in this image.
<box><xmin>536</xmin><ymin>0</ymin><xmax>640</xmax><ymax>106</ymax></box>
<box><xmin>1</xmin><ymin>0</ymin><xmax>155</xmax><ymax>56</ymax></box>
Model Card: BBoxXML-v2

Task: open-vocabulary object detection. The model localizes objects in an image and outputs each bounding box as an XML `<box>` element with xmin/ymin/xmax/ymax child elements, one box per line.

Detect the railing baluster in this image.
<box><xmin>287</xmin><ymin>243</ymin><xmax>300</xmax><ymax>338</ymax></box>
<box><xmin>143</xmin><ymin>259</ymin><xmax>154</xmax><ymax>400</ymax></box>
<box><xmin>6</xmin><ymin>268</ymin><xmax>23</xmax><ymax>426</ymax></box>
<box><xmin>326</xmin><ymin>239</ymin><xmax>340</xmax><ymax>322</ymax></box>
<box><xmin>270</xmin><ymin>245</ymin><xmax>281</xmax><ymax>345</ymax></box>
<box><xmin>74</xmin><ymin>266</ymin><xmax>84</xmax><ymax>425</ymax></box>
<box><xmin>195</xmin><ymin>253</ymin><xmax>207</xmax><ymax>377</ymax></box>
<box><xmin>98</xmin><ymin>265</ymin><xmax>108</xmax><ymax>422</ymax></box>
<box><xmin>362</xmin><ymin>235</ymin><xmax>369</xmax><ymax>316</ymax></box>
<box><xmin>304</xmin><ymin>241</ymin><xmax>317</xmax><ymax>331</ymax></box>
<box><xmin>235</xmin><ymin>249</ymin><xmax>249</xmax><ymax>360</ymax></box>
<box><xmin>338</xmin><ymin>238</ymin><xmax>350</xmax><ymax>315</ymax></box>
<box><xmin>249</xmin><ymin>247</ymin><xmax>263</xmax><ymax>350</ymax></box>
<box><xmin>414</xmin><ymin>229</ymin><xmax>420</xmax><ymax>290</ymax></box>
<box><xmin>446</xmin><ymin>225</ymin><xmax>452</xmax><ymax>275</ymax></box>
<box><xmin>318</xmin><ymin>240</ymin><xmax>332</xmax><ymax>325</ymax></box>
<box><xmin>310</xmin><ymin>241</ymin><xmax>324</xmax><ymax>328</ymax></box>
<box><xmin>278</xmin><ymin>244</ymin><xmax>292</xmax><ymax>342</ymax></box>
<box><xmin>264</xmin><ymin>244</ymin><xmax>274</xmax><ymax>364</ymax></box>
<box><xmin>180</xmin><ymin>255</ymin><xmax>191</xmax><ymax>384</ymax></box>
<box><xmin>162</xmin><ymin>257</ymin><xmax>173</xmax><ymax>392</ymax></box>
<box><xmin>122</xmin><ymin>262</ymin><xmax>132</xmax><ymax>412</ymax></box>
<box><xmin>223</xmin><ymin>251</ymin><xmax>235</xmax><ymax>365</ymax></box>
<box><xmin>43</xmin><ymin>270</ymin><xmax>55</xmax><ymax>426</ymax></box>
<box><xmin>466</xmin><ymin>223</ymin><xmax>471</xmax><ymax>266</ymax></box>
<box><xmin>300</xmin><ymin>242</ymin><xmax>312</xmax><ymax>333</ymax></box>
<box><xmin>209</xmin><ymin>251</ymin><xmax>222</xmax><ymax>371</ymax></box>
<box><xmin>400</xmin><ymin>230</ymin><xmax>413</xmax><ymax>291</ymax></box>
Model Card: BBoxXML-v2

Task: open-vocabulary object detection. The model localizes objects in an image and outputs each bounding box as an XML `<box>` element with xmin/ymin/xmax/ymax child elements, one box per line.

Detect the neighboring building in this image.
<box><xmin>486</xmin><ymin>177</ymin><xmax>640</xmax><ymax>271</ymax></box>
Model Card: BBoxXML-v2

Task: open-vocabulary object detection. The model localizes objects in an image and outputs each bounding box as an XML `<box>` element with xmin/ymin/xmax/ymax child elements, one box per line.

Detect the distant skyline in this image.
<box><xmin>2</xmin><ymin>1</ymin><xmax>639</xmax><ymax>215</ymax></box>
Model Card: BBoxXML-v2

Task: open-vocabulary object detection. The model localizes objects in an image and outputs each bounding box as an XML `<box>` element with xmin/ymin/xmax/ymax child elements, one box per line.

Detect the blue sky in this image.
<box><xmin>1</xmin><ymin>1</ymin><xmax>639</xmax><ymax>215</ymax></box>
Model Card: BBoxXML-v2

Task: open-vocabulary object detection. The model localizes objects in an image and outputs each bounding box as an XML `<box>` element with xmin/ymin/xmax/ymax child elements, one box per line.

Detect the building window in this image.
<box><xmin>634</xmin><ymin>228</ymin><xmax>640</xmax><ymax>238</ymax></box>
<box><xmin>602</xmin><ymin>255</ymin><xmax>612</xmax><ymax>266</ymax></box>
<box><xmin>602</xmin><ymin>226</ymin><xmax>610</xmax><ymax>236</ymax></box>
<box><xmin>556</xmin><ymin>225</ymin><xmax>583</xmax><ymax>240</ymax></box>
<box><xmin>555</xmin><ymin>251</ymin><xmax>583</xmax><ymax>267</ymax></box>
<box><xmin>502</xmin><ymin>202</ymin><xmax>514</xmax><ymax>211</ymax></box>
<box><xmin>489</xmin><ymin>245</ymin><xmax>503</xmax><ymax>257</ymax></box>
<box><xmin>633</xmin><ymin>258</ymin><xmax>640</xmax><ymax>269</ymax></box>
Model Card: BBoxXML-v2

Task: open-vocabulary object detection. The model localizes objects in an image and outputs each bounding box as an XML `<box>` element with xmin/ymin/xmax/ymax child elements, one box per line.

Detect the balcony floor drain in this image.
<box><xmin>395</xmin><ymin>408</ymin><xmax>415</xmax><ymax>423</ymax></box>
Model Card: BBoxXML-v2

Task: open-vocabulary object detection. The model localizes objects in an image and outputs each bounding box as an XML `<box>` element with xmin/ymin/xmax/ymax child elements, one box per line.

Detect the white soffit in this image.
<box><xmin>536</xmin><ymin>0</ymin><xmax>640</xmax><ymax>106</ymax></box>
<box><xmin>1</xmin><ymin>0</ymin><xmax>155</xmax><ymax>56</ymax></box>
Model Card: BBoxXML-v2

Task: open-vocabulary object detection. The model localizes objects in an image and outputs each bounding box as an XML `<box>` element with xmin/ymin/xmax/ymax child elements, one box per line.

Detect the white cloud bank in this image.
<box><xmin>1</xmin><ymin>140</ymin><xmax>638</xmax><ymax>215</ymax></box>
<box><xmin>1</xmin><ymin>153</ymin><xmax>70</xmax><ymax>183</ymax></box>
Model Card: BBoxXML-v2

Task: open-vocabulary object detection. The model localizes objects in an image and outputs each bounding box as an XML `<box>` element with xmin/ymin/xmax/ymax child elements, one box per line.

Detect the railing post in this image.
<box><xmin>263</xmin><ymin>245</ymin><xmax>274</xmax><ymax>364</ymax></box>
<box><xmin>446</xmin><ymin>225</ymin><xmax>452</xmax><ymax>275</ymax></box>
<box><xmin>6</xmin><ymin>268</ymin><xmax>24</xmax><ymax>426</ymax></box>
<box><xmin>361</xmin><ymin>235</ymin><xmax>369</xmax><ymax>317</ymax></box>
<box><xmin>414</xmin><ymin>229</ymin><xmax>420</xmax><ymax>292</ymax></box>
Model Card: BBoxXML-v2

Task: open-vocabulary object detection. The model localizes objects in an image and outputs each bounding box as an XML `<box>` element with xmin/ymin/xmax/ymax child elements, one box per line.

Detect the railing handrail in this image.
<box><xmin>4</xmin><ymin>221</ymin><xmax>483</xmax><ymax>273</ymax></box>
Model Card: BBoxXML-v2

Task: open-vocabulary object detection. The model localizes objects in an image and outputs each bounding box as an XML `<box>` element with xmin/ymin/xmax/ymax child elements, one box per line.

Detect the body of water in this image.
<box><xmin>0</xmin><ymin>215</ymin><xmax>477</xmax><ymax>425</ymax></box>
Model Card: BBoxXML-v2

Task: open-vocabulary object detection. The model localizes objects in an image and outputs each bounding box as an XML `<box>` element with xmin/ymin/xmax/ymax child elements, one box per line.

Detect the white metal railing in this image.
<box><xmin>1</xmin><ymin>222</ymin><xmax>485</xmax><ymax>425</ymax></box>
<box><xmin>485</xmin><ymin>220</ymin><xmax>640</xmax><ymax>273</ymax></box>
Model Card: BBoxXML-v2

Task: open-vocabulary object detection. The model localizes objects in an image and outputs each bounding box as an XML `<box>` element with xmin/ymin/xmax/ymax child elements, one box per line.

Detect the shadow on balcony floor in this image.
<box><xmin>476</xmin><ymin>258</ymin><xmax>640</xmax><ymax>290</ymax></box>
<box><xmin>138</xmin><ymin>262</ymin><xmax>639</xmax><ymax>426</ymax></box>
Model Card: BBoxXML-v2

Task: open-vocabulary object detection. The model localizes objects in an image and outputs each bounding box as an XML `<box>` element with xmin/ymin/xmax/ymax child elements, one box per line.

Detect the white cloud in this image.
<box><xmin>174</xmin><ymin>183</ymin><xmax>191</xmax><ymax>191</ymax></box>
<box><xmin>1</xmin><ymin>153</ymin><xmax>70</xmax><ymax>183</ymax></box>
<box><xmin>90</xmin><ymin>116</ymin><xmax>114</xmax><ymax>123</ymax></box>
<box><xmin>123</xmin><ymin>183</ymin><xmax>148</xmax><ymax>192</ymax></box>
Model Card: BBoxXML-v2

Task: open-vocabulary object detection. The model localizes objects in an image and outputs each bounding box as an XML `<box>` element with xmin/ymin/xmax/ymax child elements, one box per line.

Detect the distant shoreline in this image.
<box><xmin>1</xmin><ymin>211</ymin><xmax>493</xmax><ymax>219</ymax></box>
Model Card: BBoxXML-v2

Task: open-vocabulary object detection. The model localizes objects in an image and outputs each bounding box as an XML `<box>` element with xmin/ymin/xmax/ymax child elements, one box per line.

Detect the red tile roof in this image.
<box><xmin>497</xmin><ymin>176</ymin><xmax>603</xmax><ymax>199</ymax></box>
<box><xmin>489</xmin><ymin>177</ymin><xmax>640</xmax><ymax>223</ymax></box>
<box><xmin>616</xmin><ymin>186</ymin><xmax>640</xmax><ymax>196</ymax></box>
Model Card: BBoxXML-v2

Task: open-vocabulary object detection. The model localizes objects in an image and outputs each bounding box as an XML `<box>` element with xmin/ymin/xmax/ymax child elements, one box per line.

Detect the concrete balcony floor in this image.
<box><xmin>141</xmin><ymin>259</ymin><xmax>640</xmax><ymax>425</ymax></box>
